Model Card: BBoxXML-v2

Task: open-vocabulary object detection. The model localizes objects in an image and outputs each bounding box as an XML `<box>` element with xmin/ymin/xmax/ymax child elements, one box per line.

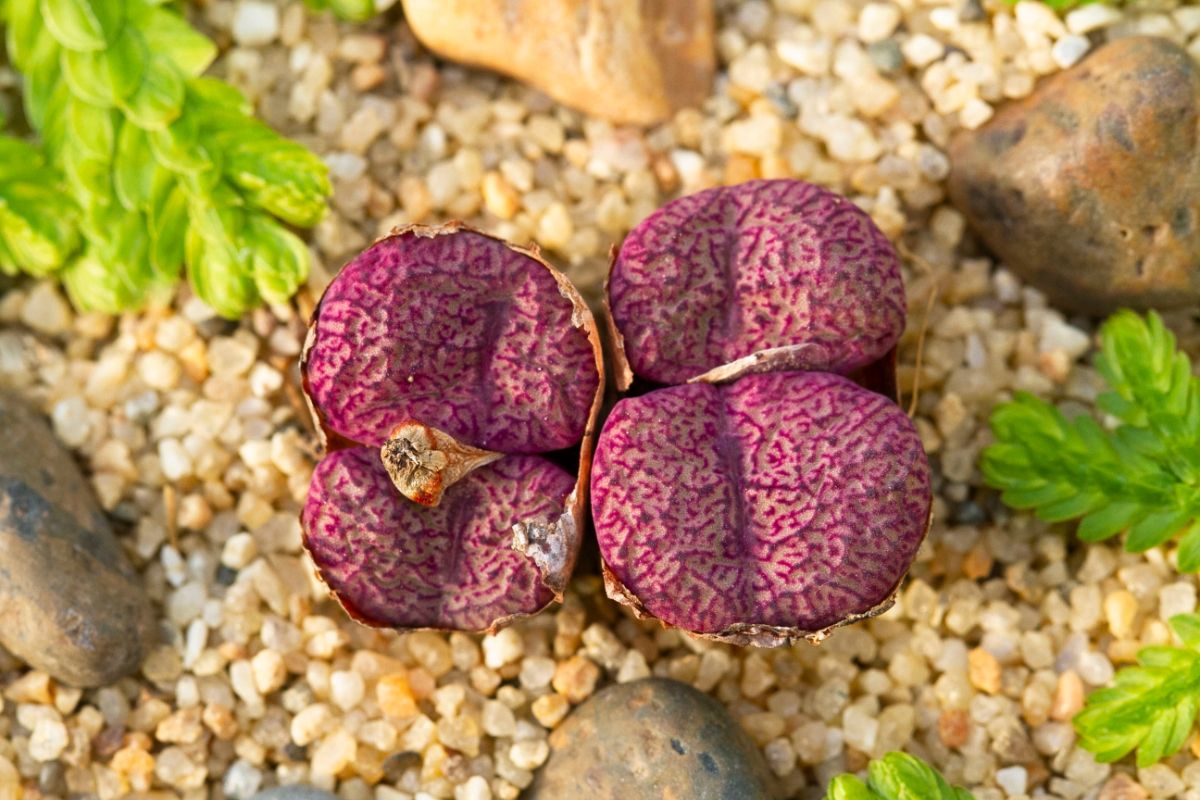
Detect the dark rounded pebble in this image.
<box><xmin>0</xmin><ymin>393</ymin><xmax>155</xmax><ymax>687</ymax></box>
<box><xmin>524</xmin><ymin>677</ymin><xmax>779</xmax><ymax>799</ymax></box>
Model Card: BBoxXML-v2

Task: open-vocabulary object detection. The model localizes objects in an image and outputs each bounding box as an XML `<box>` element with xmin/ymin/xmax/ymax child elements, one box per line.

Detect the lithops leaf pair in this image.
<box><xmin>593</xmin><ymin>179</ymin><xmax>932</xmax><ymax>646</ymax></box>
<box><xmin>301</xmin><ymin>223</ymin><xmax>603</xmax><ymax>632</ymax></box>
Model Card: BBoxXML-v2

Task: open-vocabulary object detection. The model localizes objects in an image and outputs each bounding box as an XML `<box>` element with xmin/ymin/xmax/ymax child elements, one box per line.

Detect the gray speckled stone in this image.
<box><xmin>250</xmin><ymin>788</ymin><xmax>339</xmax><ymax>800</ymax></box>
<box><xmin>0</xmin><ymin>393</ymin><xmax>155</xmax><ymax>687</ymax></box>
<box><xmin>524</xmin><ymin>677</ymin><xmax>779</xmax><ymax>799</ymax></box>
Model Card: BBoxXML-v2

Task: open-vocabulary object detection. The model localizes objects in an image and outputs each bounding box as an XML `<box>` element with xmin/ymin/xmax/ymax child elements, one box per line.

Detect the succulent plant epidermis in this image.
<box><xmin>608</xmin><ymin>179</ymin><xmax>906</xmax><ymax>387</ymax></box>
<box><xmin>591</xmin><ymin>371</ymin><xmax>931</xmax><ymax>644</ymax></box>
<box><xmin>304</xmin><ymin>447</ymin><xmax>576</xmax><ymax>631</ymax></box>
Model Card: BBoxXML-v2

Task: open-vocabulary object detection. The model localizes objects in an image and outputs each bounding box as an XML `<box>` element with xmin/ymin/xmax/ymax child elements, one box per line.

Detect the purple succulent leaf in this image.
<box><xmin>303</xmin><ymin>448</ymin><xmax>576</xmax><ymax>632</ymax></box>
<box><xmin>591</xmin><ymin>371</ymin><xmax>931</xmax><ymax>642</ymax></box>
<box><xmin>609</xmin><ymin>179</ymin><xmax>906</xmax><ymax>386</ymax></box>
<box><xmin>304</xmin><ymin>225</ymin><xmax>600</xmax><ymax>453</ymax></box>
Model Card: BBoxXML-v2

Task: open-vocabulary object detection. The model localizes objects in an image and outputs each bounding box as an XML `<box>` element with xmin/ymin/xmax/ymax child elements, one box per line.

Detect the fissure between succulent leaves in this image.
<box><xmin>380</xmin><ymin>420</ymin><xmax>502</xmax><ymax>507</ymax></box>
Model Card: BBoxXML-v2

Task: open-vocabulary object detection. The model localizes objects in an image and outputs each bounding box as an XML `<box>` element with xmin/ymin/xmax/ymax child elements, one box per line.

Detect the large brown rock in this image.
<box><xmin>400</xmin><ymin>0</ymin><xmax>713</xmax><ymax>126</ymax></box>
<box><xmin>524</xmin><ymin>678</ymin><xmax>779</xmax><ymax>799</ymax></box>
<box><xmin>947</xmin><ymin>36</ymin><xmax>1200</xmax><ymax>315</ymax></box>
<box><xmin>0</xmin><ymin>394</ymin><xmax>155</xmax><ymax>687</ymax></box>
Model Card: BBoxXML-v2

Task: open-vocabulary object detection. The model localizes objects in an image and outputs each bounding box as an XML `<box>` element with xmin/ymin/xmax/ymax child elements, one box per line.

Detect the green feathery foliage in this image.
<box><xmin>1075</xmin><ymin>613</ymin><xmax>1200</xmax><ymax>766</ymax></box>
<box><xmin>2</xmin><ymin>0</ymin><xmax>331</xmax><ymax>317</ymax></box>
<box><xmin>827</xmin><ymin>752</ymin><xmax>974</xmax><ymax>800</ymax></box>
<box><xmin>982</xmin><ymin>311</ymin><xmax>1200</xmax><ymax>568</ymax></box>
<box><xmin>303</xmin><ymin>0</ymin><xmax>377</xmax><ymax>21</ymax></box>
<box><xmin>0</xmin><ymin>135</ymin><xmax>79</xmax><ymax>276</ymax></box>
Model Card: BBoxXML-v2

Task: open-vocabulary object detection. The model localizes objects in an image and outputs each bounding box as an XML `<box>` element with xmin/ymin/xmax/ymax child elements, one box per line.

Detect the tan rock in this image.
<box><xmin>401</xmin><ymin>0</ymin><xmax>714</xmax><ymax>126</ymax></box>
<box><xmin>1050</xmin><ymin>670</ymin><xmax>1085</xmax><ymax>721</ymax></box>
<box><xmin>948</xmin><ymin>37</ymin><xmax>1200</xmax><ymax>314</ymax></box>
<box><xmin>968</xmin><ymin>647</ymin><xmax>1002</xmax><ymax>694</ymax></box>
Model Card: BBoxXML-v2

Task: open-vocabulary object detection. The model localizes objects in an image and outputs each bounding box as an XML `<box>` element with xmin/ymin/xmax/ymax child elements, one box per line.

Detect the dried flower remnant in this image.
<box><xmin>380</xmin><ymin>420</ymin><xmax>502</xmax><ymax>507</ymax></box>
<box><xmin>593</xmin><ymin>179</ymin><xmax>931</xmax><ymax>645</ymax></box>
<box><xmin>301</xmin><ymin>224</ymin><xmax>603</xmax><ymax>632</ymax></box>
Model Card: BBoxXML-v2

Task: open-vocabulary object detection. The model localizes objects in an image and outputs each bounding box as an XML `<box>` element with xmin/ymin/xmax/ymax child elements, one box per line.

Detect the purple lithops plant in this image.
<box><xmin>301</xmin><ymin>223</ymin><xmax>603</xmax><ymax>632</ymax></box>
<box><xmin>593</xmin><ymin>179</ymin><xmax>931</xmax><ymax>646</ymax></box>
<box><xmin>606</xmin><ymin>178</ymin><xmax>906</xmax><ymax>388</ymax></box>
<box><xmin>592</xmin><ymin>372</ymin><xmax>930</xmax><ymax>645</ymax></box>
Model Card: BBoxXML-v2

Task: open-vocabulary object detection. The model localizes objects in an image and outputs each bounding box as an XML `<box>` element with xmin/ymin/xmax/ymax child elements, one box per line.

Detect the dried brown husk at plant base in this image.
<box><xmin>299</xmin><ymin>222</ymin><xmax>605</xmax><ymax>633</ymax></box>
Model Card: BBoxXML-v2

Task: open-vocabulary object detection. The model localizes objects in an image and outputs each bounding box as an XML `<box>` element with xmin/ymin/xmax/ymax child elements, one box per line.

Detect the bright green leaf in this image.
<box><xmin>228</xmin><ymin>153</ymin><xmax>330</xmax><ymax>226</ymax></box>
<box><xmin>244</xmin><ymin>214</ymin><xmax>310</xmax><ymax>306</ymax></box>
<box><xmin>61</xmin><ymin>244</ymin><xmax>153</xmax><ymax>312</ymax></box>
<box><xmin>0</xmin><ymin>180</ymin><xmax>79</xmax><ymax>275</ymax></box>
<box><xmin>185</xmin><ymin>221</ymin><xmax>258</xmax><ymax>319</ymax></box>
<box><xmin>305</xmin><ymin>0</ymin><xmax>376</xmax><ymax>20</ymax></box>
<box><xmin>59</xmin><ymin>146</ymin><xmax>112</xmax><ymax>204</ymax></box>
<box><xmin>826</xmin><ymin>775</ymin><xmax>876</xmax><ymax>800</ymax></box>
<box><xmin>1170</xmin><ymin>613</ymin><xmax>1200</xmax><ymax>651</ymax></box>
<box><xmin>131</xmin><ymin>4</ymin><xmax>216</xmax><ymax>76</ymax></box>
<box><xmin>60</xmin><ymin>47</ymin><xmax>115</xmax><ymax>107</ymax></box>
<box><xmin>867</xmin><ymin>751</ymin><xmax>969</xmax><ymax>800</ymax></box>
<box><xmin>0</xmin><ymin>137</ymin><xmax>52</xmax><ymax>182</ymax></box>
<box><xmin>119</xmin><ymin>52</ymin><xmax>185</xmax><ymax>129</ymax></box>
<box><xmin>1078</xmin><ymin>501</ymin><xmax>1142</xmax><ymax>542</ymax></box>
<box><xmin>113</xmin><ymin>121</ymin><xmax>156</xmax><ymax>210</ymax></box>
<box><xmin>6</xmin><ymin>0</ymin><xmax>52</xmax><ymax>70</ymax></box>
<box><xmin>983</xmin><ymin>312</ymin><xmax>1200</xmax><ymax>562</ymax></box>
<box><xmin>1074</xmin><ymin>633</ymin><xmax>1200</xmax><ymax>767</ymax></box>
<box><xmin>41</xmin><ymin>0</ymin><xmax>124</xmax><ymax>51</ymax></box>
<box><xmin>1176</xmin><ymin>521</ymin><xmax>1200</xmax><ymax>573</ymax></box>
<box><xmin>66</xmin><ymin>98</ymin><xmax>116</xmax><ymax>161</ymax></box>
<box><xmin>149</xmin><ymin>183</ymin><xmax>188</xmax><ymax>275</ymax></box>
<box><xmin>1126</xmin><ymin>509</ymin><xmax>1191</xmax><ymax>553</ymax></box>
<box><xmin>2</xmin><ymin>0</ymin><xmax>330</xmax><ymax>312</ymax></box>
<box><xmin>828</xmin><ymin>753</ymin><xmax>975</xmax><ymax>800</ymax></box>
<box><xmin>188</xmin><ymin>76</ymin><xmax>251</xmax><ymax>114</ymax></box>
<box><xmin>148</xmin><ymin>110</ymin><xmax>215</xmax><ymax>175</ymax></box>
<box><xmin>99</xmin><ymin>24</ymin><xmax>148</xmax><ymax>101</ymax></box>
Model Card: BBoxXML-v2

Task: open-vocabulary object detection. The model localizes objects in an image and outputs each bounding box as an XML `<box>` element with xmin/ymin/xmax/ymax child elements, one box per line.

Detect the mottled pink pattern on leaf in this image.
<box><xmin>305</xmin><ymin>229</ymin><xmax>599</xmax><ymax>452</ymax></box>
<box><xmin>591</xmin><ymin>371</ymin><xmax>930</xmax><ymax>634</ymax></box>
<box><xmin>610</xmin><ymin>179</ymin><xmax>905</xmax><ymax>384</ymax></box>
<box><xmin>303</xmin><ymin>448</ymin><xmax>573</xmax><ymax>631</ymax></box>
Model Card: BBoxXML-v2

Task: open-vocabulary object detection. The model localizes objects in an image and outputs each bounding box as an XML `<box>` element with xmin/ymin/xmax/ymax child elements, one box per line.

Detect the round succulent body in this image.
<box><xmin>591</xmin><ymin>371</ymin><xmax>931</xmax><ymax>646</ymax></box>
<box><xmin>305</xmin><ymin>450</ymin><xmax>573</xmax><ymax>630</ymax></box>
<box><xmin>607</xmin><ymin>178</ymin><xmax>906</xmax><ymax>387</ymax></box>
<box><xmin>301</xmin><ymin>224</ymin><xmax>603</xmax><ymax>632</ymax></box>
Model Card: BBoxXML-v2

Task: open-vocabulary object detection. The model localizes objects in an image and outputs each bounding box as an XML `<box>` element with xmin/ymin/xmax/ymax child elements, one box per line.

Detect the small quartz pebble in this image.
<box><xmin>1099</xmin><ymin>772</ymin><xmax>1149</xmax><ymax>800</ymax></box>
<box><xmin>0</xmin><ymin>394</ymin><xmax>155</xmax><ymax>686</ymax></box>
<box><xmin>232</xmin><ymin>1</ymin><xmax>280</xmax><ymax>46</ymax></box>
<box><xmin>948</xmin><ymin>36</ymin><xmax>1200</xmax><ymax>314</ymax></box>
<box><xmin>525</xmin><ymin>678</ymin><xmax>778</xmax><ymax>799</ymax></box>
